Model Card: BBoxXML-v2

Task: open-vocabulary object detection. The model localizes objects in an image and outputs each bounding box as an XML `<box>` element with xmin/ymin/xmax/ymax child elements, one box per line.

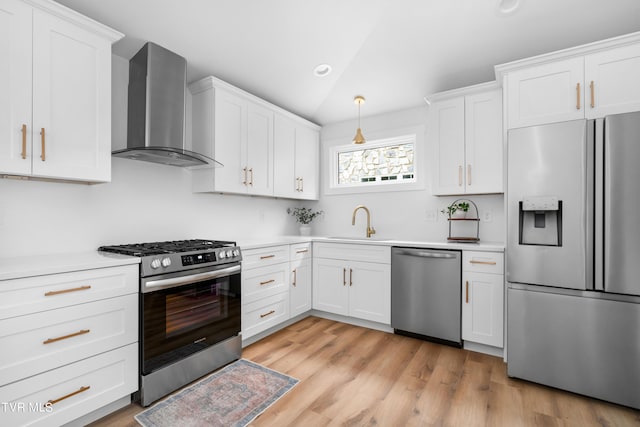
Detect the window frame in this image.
<box><xmin>324</xmin><ymin>125</ymin><xmax>426</xmax><ymax>195</ymax></box>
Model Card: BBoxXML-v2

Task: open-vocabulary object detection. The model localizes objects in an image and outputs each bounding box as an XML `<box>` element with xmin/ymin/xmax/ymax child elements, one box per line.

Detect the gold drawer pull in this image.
<box><xmin>260</xmin><ymin>310</ymin><xmax>275</xmax><ymax>318</ymax></box>
<box><xmin>469</xmin><ymin>260</ymin><xmax>497</xmax><ymax>265</ymax></box>
<box><xmin>260</xmin><ymin>254</ymin><xmax>275</xmax><ymax>260</ymax></box>
<box><xmin>47</xmin><ymin>385</ymin><xmax>90</xmax><ymax>406</ymax></box>
<box><xmin>259</xmin><ymin>279</ymin><xmax>275</xmax><ymax>286</ymax></box>
<box><xmin>45</xmin><ymin>285</ymin><xmax>91</xmax><ymax>296</ymax></box>
<box><xmin>21</xmin><ymin>124</ymin><xmax>27</xmax><ymax>159</ymax></box>
<box><xmin>296</xmin><ymin>249</ymin><xmax>309</xmax><ymax>254</ymax></box>
<box><xmin>40</xmin><ymin>127</ymin><xmax>46</xmax><ymax>161</ymax></box>
<box><xmin>43</xmin><ymin>329</ymin><xmax>90</xmax><ymax>345</ymax></box>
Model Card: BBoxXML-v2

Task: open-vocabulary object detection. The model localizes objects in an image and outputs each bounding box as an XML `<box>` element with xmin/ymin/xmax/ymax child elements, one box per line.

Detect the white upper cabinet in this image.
<box><xmin>190</xmin><ymin>76</ymin><xmax>318</xmax><ymax>199</ymax></box>
<box><xmin>429</xmin><ymin>83</ymin><xmax>503</xmax><ymax>196</ymax></box>
<box><xmin>273</xmin><ymin>113</ymin><xmax>319</xmax><ymax>200</ymax></box>
<box><xmin>498</xmin><ymin>33</ymin><xmax>640</xmax><ymax>129</ymax></box>
<box><xmin>0</xmin><ymin>0</ymin><xmax>122</xmax><ymax>182</ymax></box>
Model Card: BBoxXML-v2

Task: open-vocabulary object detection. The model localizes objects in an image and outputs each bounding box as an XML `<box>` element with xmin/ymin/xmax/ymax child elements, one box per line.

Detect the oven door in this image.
<box><xmin>140</xmin><ymin>263</ymin><xmax>241</xmax><ymax>375</ymax></box>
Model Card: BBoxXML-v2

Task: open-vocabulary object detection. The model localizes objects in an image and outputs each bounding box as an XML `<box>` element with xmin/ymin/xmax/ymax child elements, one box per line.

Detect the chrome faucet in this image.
<box><xmin>352</xmin><ymin>205</ymin><xmax>376</xmax><ymax>238</ymax></box>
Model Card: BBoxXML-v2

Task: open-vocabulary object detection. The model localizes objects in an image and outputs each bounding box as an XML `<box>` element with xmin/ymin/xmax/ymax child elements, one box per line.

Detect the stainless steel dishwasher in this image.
<box><xmin>391</xmin><ymin>247</ymin><xmax>462</xmax><ymax>347</ymax></box>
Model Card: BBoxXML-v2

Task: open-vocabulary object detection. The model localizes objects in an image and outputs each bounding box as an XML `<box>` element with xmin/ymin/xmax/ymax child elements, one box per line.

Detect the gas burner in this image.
<box><xmin>99</xmin><ymin>239</ymin><xmax>236</xmax><ymax>257</ymax></box>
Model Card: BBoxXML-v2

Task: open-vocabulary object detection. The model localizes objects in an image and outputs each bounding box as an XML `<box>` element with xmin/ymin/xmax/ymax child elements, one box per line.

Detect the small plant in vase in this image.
<box><xmin>287</xmin><ymin>207</ymin><xmax>323</xmax><ymax>236</ymax></box>
<box><xmin>441</xmin><ymin>201</ymin><xmax>470</xmax><ymax>218</ymax></box>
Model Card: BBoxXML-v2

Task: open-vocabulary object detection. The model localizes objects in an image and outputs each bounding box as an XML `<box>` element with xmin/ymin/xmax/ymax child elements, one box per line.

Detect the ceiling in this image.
<box><xmin>56</xmin><ymin>0</ymin><xmax>640</xmax><ymax>126</ymax></box>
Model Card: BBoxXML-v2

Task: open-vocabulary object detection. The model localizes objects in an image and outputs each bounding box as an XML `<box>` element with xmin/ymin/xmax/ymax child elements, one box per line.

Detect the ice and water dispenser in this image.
<box><xmin>518</xmin><ymin>196</ymin><xmax>562</xmax><ymax>246</ymax></box>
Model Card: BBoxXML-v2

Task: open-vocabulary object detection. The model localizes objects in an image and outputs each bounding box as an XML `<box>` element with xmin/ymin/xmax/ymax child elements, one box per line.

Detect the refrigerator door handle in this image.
<box><xmin>594</xmin><ymin>118</ymin><xmax>605</xmax><ymax>291</ymax></box>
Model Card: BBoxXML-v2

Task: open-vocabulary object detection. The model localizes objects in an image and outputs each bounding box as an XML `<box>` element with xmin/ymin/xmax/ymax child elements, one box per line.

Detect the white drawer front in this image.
<box><xmin>463</xmin><ymin>251</ymin><xmax>504</xmax><ymax>274</ymax></box>
<box><xmin>241</xmin><ymin>245</ymin><xmax>289</xmax><ymax>270</ymax></box>
<box><xmin>0</xmin><ymin>294</ymin><xmax>138</xmax><ymax>385</ymax></box>
<box><xmin>0</xmin><ymin>265</ymin><xmax>138</xmax><ymax>319</ymax></box>
<box><xmin>313</xmin><ymin>242</ymin><xmax>390</xmax><ymax>264</ymax></box>
<box><xmin>290</xmin><ymin>242</ymin><xmax>312</xmax><ymax>261</ymax></box>
<box><xmin>0</xmin><ymin>343</ymin><xmax>137</xmax><ymax>427</ymax></box>
<box><xmin>242</xmin><ymin>263</ymin><xmax>289</xmax><ymax>304</ymax></box>
<box><xmin>242</xmin><ymin>293</ymin><xmax>289</xmax><ymax>339</ymax></box>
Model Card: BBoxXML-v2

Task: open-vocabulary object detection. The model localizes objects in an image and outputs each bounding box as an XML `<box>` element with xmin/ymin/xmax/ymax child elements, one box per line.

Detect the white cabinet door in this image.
<box><xmin>506</xmin><ymin>57</ymin><xmax>584</xmax><ymax>129</ymax></box>
<box><xmin>0</xmin><ymin>0</ymin><xmax>32</xmax><ymax>176</ymax></box>
<box><xmin>431</xmin><ymin>97</ymin><xmax>465</xmax><ymax>195</ymax></box>
<box><xmin>295</xmin><ymin>124</ymin><xmax>319</xmax><ymax>200</ymax></box>
<box><xmin>585</xmin><ymin>43</ymin><xmax>640</xmax><ymax>119</ymax></box>
<box><xmin>214</xmin><ymin>88</ymin><xmax>246</xmax><ymax>193</ymax></box>
<box><xmin>464</xmin><ymin>89</ymin><xmax>503</xmax><ymax>194</ymax></box>
<box><xmin>313</xmin><ymin>258</ymin><xmax>349</xmax><ymax>316</ymax></box>
<box><xmin>273</xmin><ymin>114</ymin><xmax>297</xmax><ymax>198</ymax></box>
<box><xmin>462</xmin><ymin>271</ymin><xmax>504</xmax><ymax>347</ymax></box>
<box><xmin>31</xmin><ymin>9</ymin><xmax>112</xmax><ymax>182</ymax></box>
<box><xmin>273</xmin><ymin>114</ymin><xmax>319</xmax><ymax>200</ymax></box>
<box><xmin>348</xmin><ymin>260</ymin><xmax>390</xmax><ymax>324</ymax></box>
<box><xmin>290</xmin><ymin>259</ymin><xmax>311</xmax><ymax>317</ymax></box>
<box><xmin>246</xmin><ymin>101</ymin><xmax>273</xmax><ymax>196</ymax></box>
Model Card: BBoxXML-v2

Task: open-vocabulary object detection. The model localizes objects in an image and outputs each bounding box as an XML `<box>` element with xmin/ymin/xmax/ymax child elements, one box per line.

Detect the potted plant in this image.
<box><xmin>441</xmin><ymin>201</ymin><xmax>470</xmax><ymax>218</ymax></box>
<box><xmin>287</xmin><ymin>207</ymin><xmax>324</xmax><ymax>235</ymax></box>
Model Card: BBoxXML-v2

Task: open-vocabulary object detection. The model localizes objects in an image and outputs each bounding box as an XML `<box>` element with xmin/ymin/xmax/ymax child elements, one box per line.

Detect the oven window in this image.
<box><xmin>166</xmin><ymin>284</ymin><xmax>225</xmax><ymax>337</ymax></box>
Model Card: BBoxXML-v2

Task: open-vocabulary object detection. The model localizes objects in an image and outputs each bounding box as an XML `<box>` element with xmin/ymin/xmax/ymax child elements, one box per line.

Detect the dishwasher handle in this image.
<box><xmin>393</xmin><ymin>249</ymin><xmax>458</xmax><ymax>259</ymax></box>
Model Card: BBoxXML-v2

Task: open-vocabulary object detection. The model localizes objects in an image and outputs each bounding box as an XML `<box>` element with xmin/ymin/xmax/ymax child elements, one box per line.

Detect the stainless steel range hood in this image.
<box><xmin>113</xmin><ymin>42</ymin><xmax>221</xmax><ymax>168</ymax></box>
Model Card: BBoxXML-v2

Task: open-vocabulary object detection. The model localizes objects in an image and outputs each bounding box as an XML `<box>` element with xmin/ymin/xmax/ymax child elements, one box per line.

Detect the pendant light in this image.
<box><xmin>353</xmin><ymin>95</ymin><xmax>366</xmax><ymax>144</ymax></box>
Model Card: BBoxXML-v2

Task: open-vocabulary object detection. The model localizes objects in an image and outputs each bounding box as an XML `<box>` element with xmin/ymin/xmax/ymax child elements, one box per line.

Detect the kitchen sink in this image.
<box><xmin>325</xmin><ymin>236</ymin><xmax>395</xmax><ymax>242</ymax></box>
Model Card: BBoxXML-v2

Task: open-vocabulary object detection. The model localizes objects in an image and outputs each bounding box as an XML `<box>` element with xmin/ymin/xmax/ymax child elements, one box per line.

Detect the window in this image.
<box><xmin>333</xmin><ymin>134</ymin><xmax>416</xmax><ymax>188</ymax></box>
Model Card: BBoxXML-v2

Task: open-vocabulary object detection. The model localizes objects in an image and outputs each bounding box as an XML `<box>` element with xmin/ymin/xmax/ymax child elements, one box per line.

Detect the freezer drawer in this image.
<box><xmin>391</xmin><ymin>247</ymin><xmax>461</xmax><ymax>346</ymax></box>
<box><xmin>507</xmin><ymin>285</ymin><xmax>640</xmax><ymax>409</ymax></box>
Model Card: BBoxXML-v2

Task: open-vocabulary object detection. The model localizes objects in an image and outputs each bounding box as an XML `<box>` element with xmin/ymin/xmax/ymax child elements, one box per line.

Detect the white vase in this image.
<box><xmin>299</xmin><ymin>225</ymin><xmax>311</xmax><ymax>236</ymax></box>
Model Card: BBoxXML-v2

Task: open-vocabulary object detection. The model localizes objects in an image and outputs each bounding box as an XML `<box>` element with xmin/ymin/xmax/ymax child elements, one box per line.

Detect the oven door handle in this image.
<box><xmin>143</xmin><ymin>265</ymin><xmax>241</xmax><ymax>293</ymax></box>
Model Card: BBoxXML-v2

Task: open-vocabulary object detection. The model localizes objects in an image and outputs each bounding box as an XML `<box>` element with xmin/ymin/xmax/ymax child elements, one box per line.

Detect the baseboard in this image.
<box><xmin>463</xmin><ymin>340</ymin><xmax>504</xmax><ymax>358</ymax></box>
<box><xmin>62</xmin><ymin>395</ymin><xmax>131</xmax><ymax>427</ymax></box>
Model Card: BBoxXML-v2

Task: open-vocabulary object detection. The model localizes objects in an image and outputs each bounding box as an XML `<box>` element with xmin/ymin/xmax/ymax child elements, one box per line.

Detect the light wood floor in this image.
<box><xmin>90</xmin><ymin>316</ymin><xmax>640</xmax><ymax>427</ymax></box>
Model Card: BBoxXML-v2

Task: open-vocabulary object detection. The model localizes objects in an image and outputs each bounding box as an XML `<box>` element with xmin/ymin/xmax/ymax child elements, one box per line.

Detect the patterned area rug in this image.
<box><xmin>135</xmin><ymin>359</ymin><xmax>298</xmax><ymax>427</ymax></box>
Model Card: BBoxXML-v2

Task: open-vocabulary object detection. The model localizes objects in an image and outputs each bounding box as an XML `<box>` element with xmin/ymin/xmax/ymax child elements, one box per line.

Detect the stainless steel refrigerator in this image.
<box><xmin>506</xmin><ymin>111</ymin><xmax>640</xmax><ymax>409</ymax></box>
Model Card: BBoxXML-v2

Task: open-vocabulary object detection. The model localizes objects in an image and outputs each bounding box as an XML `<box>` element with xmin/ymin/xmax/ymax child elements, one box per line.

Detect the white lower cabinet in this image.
<box><xmin>0</xmin><ymin>263</ymin><xmax>139</xmax><ymax>426</ymax></box>
<box><xmin>462</xmin><ymin>251</ymin><xmax>504</xmax><ymax>348</ymax></box>
<box><xmin>313</xmin><ymin>243</ymin><xmax>391</xmax><ymax>325</ymax></box>
<box><xmin>290</xmin><ymin>243</ymin><xmax>312</xmax><ymax>317</ymax></box>
<box><xmin>0</xmin><ymin>343</ymin><xmax>137</xmax><ymax>427</ymax></box>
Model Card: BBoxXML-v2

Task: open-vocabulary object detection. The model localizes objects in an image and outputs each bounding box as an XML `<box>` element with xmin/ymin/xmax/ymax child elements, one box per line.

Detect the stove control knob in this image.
<box><xmin>233</xmin><ymin>249</ymin><xmax>240</xmax><ymax>257</ymax></box>
<box><xmin>150</xmin><ymin>258</ymin><xmax>161</xmax><ymax>269</ymax></box>
<box><xmin>161</xmin><ymin>257</ymin><xmax>172</xmax><ymax>268</ymax></box>
<box><xmin>226</xmin><ymin>250</ymin><xmax>233</xmax><ymax>258</ymax></box>
<box><xmin>219</xmin><ymin>251</ymin><xmax>227</xmax><ymax>259</ymax></box>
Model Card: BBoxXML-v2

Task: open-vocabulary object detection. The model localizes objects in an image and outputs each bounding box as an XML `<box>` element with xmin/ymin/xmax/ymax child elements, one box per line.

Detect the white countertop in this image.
<box><xmin>0</xmin><ymin>251</ymin><xmax>140</xmax><ymax>281</ymax></box>
<box><xmin>238</xmin><ymin>235</ymin><xmax>504</xmax><ymax>252</ymax></box>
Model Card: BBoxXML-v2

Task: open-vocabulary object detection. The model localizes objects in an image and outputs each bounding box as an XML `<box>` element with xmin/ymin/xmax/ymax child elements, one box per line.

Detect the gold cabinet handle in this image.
<box><xmin>43</xmin><ymin>329</ymin><xmax>90</xmax><ymax>345</ymax></box>
<box><xmin>458</xmin><ymin>165</ymin><xmax>463</xmax><ymax>186</ymax></box>
<box><xmin>469</xmin><ymin>260</ymin><xmax>497</xmax><ymax>265</ymax></box>
<box><xmin>260</xmin><ymin>310</ymin><xmax>275</xmax><ymax>318</ymax></box>
<box><xmin>47</xmin><ymin>386</ymin><xmax>90</xmax><ymax>406</ymax></box>
<box><xmin>248</xmin><ymin>168</ymin><xmax>253</xmax><ymax>186</ymax></box>
<box><xmin>45</xmin><ymin>285</ymin><xmax>91</xmax><ymax>296</ymax></box>
<box><xmin>467</xmin><ymin>164</ymin><xmax>472</xmax><ymax>186</ymax></box>
<box><xmin>40</xmin><ymin>127</ymin><xmax>46</xmax><ymax>161</ymax></box>
<box><xmin>292</xmin><ymin>268</ymin><xmax>297</xmax><ymax>286</ymax></box>
<box><xmin>260</xmin><ymin>254</ymin><xmax>275</xmax><ymax>260</ymax></box>
<box><xmin>465</xmin><ymin>281</ymin><xmax>469</xmax><ymax>303</ymax></box>
<box><xmin>300</xmin><ymin>177</ymin><xmax>304</xmax><ymax>192</ymax></box>
<box><xmin>576</xmin><ymin>83</ymin><xmax>581</xmax><ymax>110</ymax></box>
<box><xmin>590</xmin><ymin>80</ymin><xmax>595</xmax><ymax>108</ymax></box>
<box><xmin>296</xmin><ymin>177</ymin><xmax>301</xmax><ymax>192</ymax></box>
<box><xmin>259</xmin><ymin>279</ymin><xmax>275</xmax><ymax>286</ymax></box>
<box><xmin>349</xmin><ymin>268</ymin><xmax>353</xmax><ymax>286</ymax></box>
<box><xmin>21</xmin><ymin>124</ymin><xmax>27</xmax><ymax>159</ymax></box>
<box><xmin>296</xmin><ymin>249</ymin><xmax>309</xmax><ymax>254</ymax></box>
<box><xmin>343</xmin><ymin>268</ymin><xmax>346</xmax><ymax>286</ymax></box>
<box><xmin>242</xmin><ymin>167</ymin><xmax>248</xmax><ymax>185</ymax></box>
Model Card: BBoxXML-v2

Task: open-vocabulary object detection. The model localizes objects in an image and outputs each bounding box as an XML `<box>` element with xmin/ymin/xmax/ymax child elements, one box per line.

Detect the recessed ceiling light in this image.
<box><xmin>497</xmin><ymin>0</ymin><xmax>521</xmax><ymax>15</ymax></box>
<box><xmin>313</xmin><ymin>64</ymin><xmax>332</xmax><ymax>77</ymax></box>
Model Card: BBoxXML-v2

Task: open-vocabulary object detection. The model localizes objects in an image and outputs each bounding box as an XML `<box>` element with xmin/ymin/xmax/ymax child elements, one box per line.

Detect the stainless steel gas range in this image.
<box><xmin>99</xmin><ymin>239</ymin><xmax>242</xmax><ymax>406</ymax></box>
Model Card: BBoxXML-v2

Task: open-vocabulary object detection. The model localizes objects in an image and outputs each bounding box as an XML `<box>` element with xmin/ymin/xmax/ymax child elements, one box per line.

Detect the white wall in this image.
<box><xmin>309</xmin><ymin>107</ymin><xmax>505</xmax><ymax>243</ymax></box>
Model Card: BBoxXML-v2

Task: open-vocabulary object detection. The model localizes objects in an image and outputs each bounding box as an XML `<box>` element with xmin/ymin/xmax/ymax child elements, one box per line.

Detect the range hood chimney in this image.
<box><xmin>113</xmin><ymin>42</ymin><xmax>220</xmax><ymax>167</ymax></box>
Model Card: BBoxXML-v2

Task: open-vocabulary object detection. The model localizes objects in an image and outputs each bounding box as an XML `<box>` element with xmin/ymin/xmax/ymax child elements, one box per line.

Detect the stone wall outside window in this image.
<box><xmin>338</xmin><ymin>143</ymin><xmax>414</xmax><ymax>185</ymax></box>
